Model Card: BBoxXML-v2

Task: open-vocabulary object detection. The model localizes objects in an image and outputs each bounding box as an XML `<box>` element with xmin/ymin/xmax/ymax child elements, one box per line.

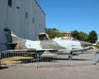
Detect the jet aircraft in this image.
<box><xmin>3</xmin><ymin>28</ymin><xmax>92</xmax><ymax>59</ymax></box>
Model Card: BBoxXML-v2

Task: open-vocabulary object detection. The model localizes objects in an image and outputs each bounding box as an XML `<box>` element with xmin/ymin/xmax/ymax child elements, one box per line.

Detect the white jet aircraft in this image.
<box><xmin>3</xmin><ymin>28</ymin><xmax>92</xmax><ymax>59</ymax></box>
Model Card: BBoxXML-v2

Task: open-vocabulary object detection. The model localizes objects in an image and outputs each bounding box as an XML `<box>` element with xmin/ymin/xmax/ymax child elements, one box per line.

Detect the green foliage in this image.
<box><xmin>46</xmin><ymin>28</ymin><xmax>98</xmax><ymax>43</ymax></box>
<box><xmin>46</xmin><ymin>28</ymin><xmax>65</xmax><ymax>39</ymax></box>
<box><xmin>78</xmin><ymin>32</ymin><xmax>88</xmax><ymax>41</ymax></box>
<box><xmin>71</xmin><ymin>30</ymin><xmax>79</xmax><ymax>39</ymax></box>
<box><xmin>71</xmin><ymin>30</ymin><xmax>98</xmax><ymax>42</ymax></box>
<box><xmin>88</xmin><ymin>30</ymin><xmax>98</xmax><ymax>43</ymax></box>
<box><xmin>71</xmin><ymin>30</ymin><xmax>88</xmax><ymax>41</ymax></box>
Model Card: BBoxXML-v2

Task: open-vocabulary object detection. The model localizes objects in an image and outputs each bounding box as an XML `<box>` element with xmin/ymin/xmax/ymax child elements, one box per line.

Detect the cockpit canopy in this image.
<box><xmin>38</xmin><ymin>33</ymin><xmax>50</xmax><ymax>41</ymax></box>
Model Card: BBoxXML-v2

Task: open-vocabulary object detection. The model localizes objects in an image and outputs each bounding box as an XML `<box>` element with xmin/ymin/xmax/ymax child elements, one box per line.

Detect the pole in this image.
<box><xmin>37</xmin><ymin>52</ymin><xmax>39</xmax><ymax>69</ymax></box>
<box><xmin>0</xmin><ymin>52</ymin><xmax>1</xmax><ymax>68</ymax></box>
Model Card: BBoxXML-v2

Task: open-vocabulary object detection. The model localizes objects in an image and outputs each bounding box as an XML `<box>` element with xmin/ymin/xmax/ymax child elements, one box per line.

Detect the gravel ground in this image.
<box><xmin>0</xmin><ymin>49</ymin><xmax>99</xmax><ymax>79</ymax></box>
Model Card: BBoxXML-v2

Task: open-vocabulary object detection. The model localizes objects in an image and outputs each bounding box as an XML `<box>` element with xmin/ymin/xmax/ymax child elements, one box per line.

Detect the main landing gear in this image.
<box><xmin>68</xmin><ymin>52</ymin><xmax>73</xmax><ymax>60</ymax></box>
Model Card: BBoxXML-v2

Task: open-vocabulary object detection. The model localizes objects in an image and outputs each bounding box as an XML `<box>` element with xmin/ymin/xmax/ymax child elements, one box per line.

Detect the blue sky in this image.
<box><xmin>37</xmin><ymin>0</ymin><xmax>99</xmax><ymax>41</ymax></box>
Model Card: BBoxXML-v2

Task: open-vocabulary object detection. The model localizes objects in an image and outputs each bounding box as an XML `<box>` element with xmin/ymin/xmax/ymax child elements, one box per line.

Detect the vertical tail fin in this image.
<box><xmin>3</xmin><ymin>28</ymin><xmax>20</xmax><ymax>50</ymax></box>
<box><xmin>3</xmin><ymin>28</ymin><xmax>19</xmax><ymax>43</ymax></box>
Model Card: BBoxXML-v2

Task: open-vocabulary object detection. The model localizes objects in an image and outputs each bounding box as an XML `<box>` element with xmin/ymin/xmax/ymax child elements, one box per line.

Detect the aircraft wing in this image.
<box><xmin>3</xmin><ymin>49</ymin><xmax>58</xmax><ymax>54</ymax></box>
<box><xmin>55</xmin><ymin>46</ymin><xmax>92</xmax><ymax>55</ymax></box>
<box><xmin>71</xmin><ymin>46</ymin><xmax>92</xmax><ymax>52</ymax></box>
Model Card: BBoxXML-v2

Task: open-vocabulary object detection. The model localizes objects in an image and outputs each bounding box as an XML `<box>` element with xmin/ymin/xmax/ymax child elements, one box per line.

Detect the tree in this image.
<box><xmin>46</xmin><ymin>28</ymin><xmax>56</xmax><ymax>38</ymax></box>
<box><xmin>71</xmin><ymin>30</ymin><xmax>79</xmax><ymax>39</ymax></box>
<box><xmin>71</xmin><ymin>30</ymin><xmax>89</xmax><ymax>41</ymax></box>
<box><xmin>88</xmin><ymin>30</ymin><xmax>98</xmax><ymax>43</ymax></box>
<box><xmin>78</xmin><ymin>32</ymin><xmax>88</xmax><ymax>41</ymax></box>
<box><xmin>46</xmin><ymin>28</ymin><xmax>65</xmax><ymax>38</ymax></box>
<box><xmin>46</xmin><ymin>28</ymin><xmax>98</xmax><ymax>43</ymax></box>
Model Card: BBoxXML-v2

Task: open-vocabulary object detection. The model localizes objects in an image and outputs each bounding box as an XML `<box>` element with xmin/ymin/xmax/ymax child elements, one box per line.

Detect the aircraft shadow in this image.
<box><xmin>0</xmin><ymin>66</ymin><xmax>8</xmax><ymax>70</ymax></box>
<box><xmin>19</xmin><ymin>57</ymin><xmax>90</xmax><ymax>64</ymax></box>
<box><xmin>40</xmin><ymin>57</ymin><xmax>90</xmax><ymax>62</ymax></box>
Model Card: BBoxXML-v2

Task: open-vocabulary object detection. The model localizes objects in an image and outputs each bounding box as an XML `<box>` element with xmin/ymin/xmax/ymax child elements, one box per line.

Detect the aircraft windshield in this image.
<box><xmin>38</xmin><ymin>34</ymin><xmax>49</xmax><ymax>40</ymax></box>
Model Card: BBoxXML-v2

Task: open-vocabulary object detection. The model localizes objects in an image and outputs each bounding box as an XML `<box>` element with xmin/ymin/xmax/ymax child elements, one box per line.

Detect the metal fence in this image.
<box><xmin>0</xmin><ymin>50</ymin><xmax>96</xmax><ymax>69</ymax></box>
<box><xmin>0</xmin><ymin>50</ymin><xmax>58</xmax><ymax>68</ymax></box>
<box><xmin>0</xmin><ymin>51</ymin><xmax>36</xmax><ymax>67</ymax></box>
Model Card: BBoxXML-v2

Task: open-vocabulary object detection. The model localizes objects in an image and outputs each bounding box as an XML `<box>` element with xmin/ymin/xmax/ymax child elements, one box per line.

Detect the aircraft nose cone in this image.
<box><xmin>80</xmin><ymin>41</ymin><xmax>92</xmax><ymax>47</ymax></box>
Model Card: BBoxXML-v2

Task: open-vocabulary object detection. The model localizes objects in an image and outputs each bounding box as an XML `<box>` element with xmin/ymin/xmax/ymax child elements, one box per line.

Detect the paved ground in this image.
<box><xmin>0</xmin><ymin>49</ymin><xmax>99</xmax><ymax>79</ymax></box>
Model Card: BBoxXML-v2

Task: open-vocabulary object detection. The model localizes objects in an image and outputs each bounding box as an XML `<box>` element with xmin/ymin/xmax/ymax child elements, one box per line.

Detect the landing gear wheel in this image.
<box><xmin>68</xmin><ymin>52</ymin><xmax>73</xmax><ymax>60</ymax></box>
<box><xmin>68</xmin><ymin>55</ymin><xmax>72</xmax><ymax>60</ymax></box>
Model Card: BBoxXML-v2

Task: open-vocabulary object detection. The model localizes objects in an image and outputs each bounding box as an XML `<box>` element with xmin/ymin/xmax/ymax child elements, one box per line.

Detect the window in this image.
<box><xmin>16</xmin><ymin>6</ymin><xmax>20</xmax><ymax>9</ymax></box>
<box><xmin>32</xmin><ymin>18</ymin><xmax>34</xmax><ymax>23</ymax></box>
<box><xmin>25</xmin><ymin>12</ymin><xmax>28</xmax><ymax>19</ymax></box>
<box><xmin>8</xmin><ymin>0</ymin><xmax>12</xmax><ymax>7</ymax></box>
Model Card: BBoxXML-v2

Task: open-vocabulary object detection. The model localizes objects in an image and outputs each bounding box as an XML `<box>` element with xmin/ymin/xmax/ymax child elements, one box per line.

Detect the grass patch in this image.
<box><xmin>1</xmin><ymin>56</ymin><xmax>33</xmax><ymax>64</ymax></box>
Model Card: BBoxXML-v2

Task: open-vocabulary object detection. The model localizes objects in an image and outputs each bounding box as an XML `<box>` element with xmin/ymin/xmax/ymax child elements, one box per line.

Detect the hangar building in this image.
<box><xmin>0</xmin><ymin>0</ymin><xmax>46</xmax><ymax>51</ymax></box>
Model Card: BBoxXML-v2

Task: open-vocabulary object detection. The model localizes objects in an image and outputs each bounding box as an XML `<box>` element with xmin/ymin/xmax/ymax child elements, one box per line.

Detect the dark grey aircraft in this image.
<box><xmin>3</xmin><ymin>28</ymin><xmax>92</xmax><ymax>59</ymax></box>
